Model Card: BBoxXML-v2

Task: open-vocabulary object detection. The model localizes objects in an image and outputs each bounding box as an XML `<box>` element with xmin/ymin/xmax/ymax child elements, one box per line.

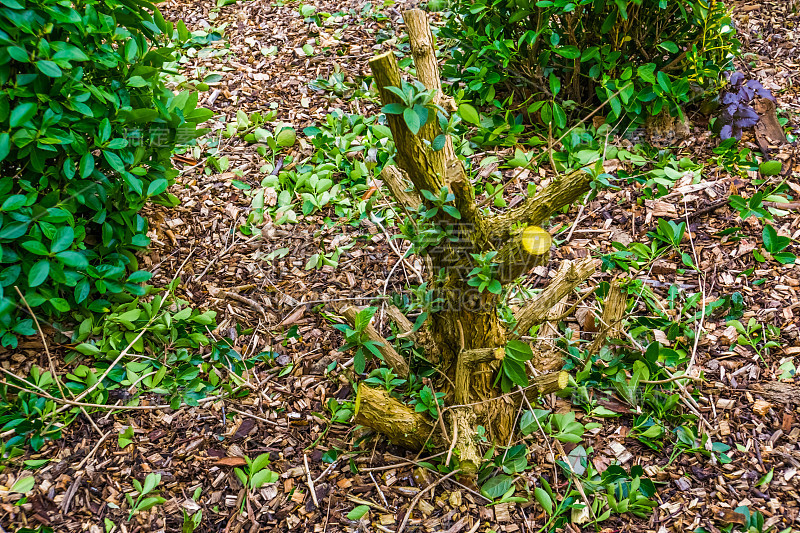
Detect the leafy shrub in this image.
<box><xmin>442</xmin><ymin>0</ymin><xmax>739</xmax><ymax>125</ymax></box>
<box><xmin>0</xmin><ymin>0</ymin><xmax>210</xmax><ymax>347</ymax></box>
<box><xmin>715</xmin><ymin>71</ymin><xmax>774</xmax><ymax>140</ymax></box>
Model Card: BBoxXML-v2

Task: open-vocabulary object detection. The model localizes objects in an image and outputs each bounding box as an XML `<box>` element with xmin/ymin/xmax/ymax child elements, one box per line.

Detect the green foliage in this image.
<box><xmin>442</xmin><ymin>0</ymin><xmax>739</xmax><ymax>125</ymax></box>
<box><xmin>333</xmin><ymin>307</ymin><xmax>384</xmax><ymax>375</ymax></box>
<box><xmin>726</xmin><ymin>317</ymin><xmax>781</xmax><ymax>365</ymax></box>
<box><xmin>0</xmin><ymin>367</ymin><xmax>67</xmax><ymax>451</ymax></box>
<box><xmin>69</xmin><ymin>288</ymin><xmax>252</xmax><ymax>409</ymax></box>
<box><xmin>0</xmin><ymin>0</ymin><xmax>210</xmax><ymax>346</ymax></box>
<box><xmin>760</xmin><ymin>224</ymin><xmax>796</xmax><ymax>265</ymax></box>
<box><xmin>234</xmin><ymin>453</ymin><xmax>279</xmax><ymax>491</ymax></box>
<box><xmin>126</xmin><ymin>472</ymin><xmax>166</xmax><ymax>520</ymax></box>
<box><xmin>181</xmin><ymin>487</ymin><xmax>203</xmax><ymax>533</ymax></box>
<box><xmin>381</xmin><ymin>80</ymin><xmax>438</xmax><ymax>135</ymax></box>
<box><xmin>409</xmin><ymin>384</ymin><xmax>445</xmax><ymax>418</ymax></box>
<box><xmin>0</xmin><ymin>285</ymin><xmax>271</xmax><ymax>453</ymax></box>
<box><xmin>363</xmin><ymin>367</ymin><xmax>406</xmax><ymax>394</ymax></box>
<box><xmin>467</xmin><ymin>251</ymin><xmax>501</xmax><ymax>294</ymax></box>
<box><xmin>497</xmin><ymin>339</ymin><xmax>534</xmax><ymax>392</ymax></box>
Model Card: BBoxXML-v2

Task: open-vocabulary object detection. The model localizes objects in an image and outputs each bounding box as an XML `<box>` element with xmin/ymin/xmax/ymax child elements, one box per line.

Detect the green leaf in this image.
<box><xmin>347</xmin><ymin>505</ymin><xmax>370</xmax><ymax>521</ymax></box>
<box><xmin>10</xmin><ymin>102</ymin><xmax>38</xmax><ymax>127</ymax></box>
<box><xmin>21</xmin><ymin>240</ymin><xmax>49</xmax><ymax>255</ymax></box>
<box><xmin>250</xmin><ymin>468</ymin><xmax>278</xmax><ymax>489</ymax></box>
<box><xmin>134</xmin><ymin>496</ymin><xmax>166</xmax><ymax>512</ymax></box>
<box><xmin>36</xmin><ymin>60</ymin><xmax>62</xmax><ymax>77</ymax></box>
<box><xmin>657</xmin><ymin>71</ymin><xmax>672</xmax><ymax>93</ymax></box>
<box><xmin>28</xmin><ymin>260</ymin><xmax>50</xmax><ymax>288</ymax></box>
<box><xmin>457</xmin><ymin>103</ymin><xmax>481</xmax><ymax>125</ymax></box>
<box><xmin>1</xmin><ymin>195</ymin><xmax>27</xmax><ymax>212</ymax></box>
<box><xmin>502</xmin><ymin>358</ymin><xmax>529</xmax><ymax>388</ymax></box>
<box><xmin>10</xmin><ymin>476</ymin><xmax>35</xmax><ymax>494</ymax></box>
<box><xmin>481</xmin><ymin>474</ymin><xmax>514</xmax><ymax>499</ymax></box>
<box><xmin>403</xmin><ymin>106</ymin><xmax>421</xmax><ymax>134</ymax></box>
<box><xmin>276</xmin><ymin>128</ymin><xmax>296</xmax><ymax>147</ymax></box>
<box><xmin>534</xmin><ymin>487</ymin><xmax>553</xmax><ymax>514</ymax></box>
<box><xmin>55</xmin><ymin>251</ymin><xmax>88</xmax><ymax>269</ymax></box>
<box><xmin>554</xmin><ymin>45</ymin><xmax>580</xmax><ymax>59</ymax></box>
<box><xmin>142</xmin><ymin>473</ymin><xmax>161</xmax><ymax>495</ymax></box>
<box><xmin>0</xmin><ymin>222</ymin><xmax>29</xmax><ymax>239</ymax></box>
<box><xmin>759</xmin><ymin>160</ymin><xmax>782</xmax><ymax>176</ymax></box>
<box><xmin>382</xmin><ymin>103</ymin><xmax>406</xmax><ymax>115</ymax></box>
<box><xmin>658</xmin><ymin>40</ymin><xmax>679</xmax><ymax>53</ymax></box>
<box><xmin>637</xmin><ymin>63</ymin><xmax>657</xmax><ymax>84</ymax></box>
<box><xmin>505</xmin><ymin>340</ymin><xmax>533</xmax><ymax>361</ymax></box>
<box><xmin>250</xmin><ymin>453</ymin><xmax>271</xmax><ymax>474</ymax></box>
<box><xmin>0</xmin><ymin>132</ymin><xmax>10</xmax><ymax>162</ymax></box>
<box><xmin>79</xmin><ymin>153</ymin><xmax>95</xmax><ymax>179</ymax></box>
<box><xmin>147</xmin><ymin>179</ymin><xmax>168</xmax><ymax>197</ymax></box>
<box><xmin>51</xmin><ymin>226</ymin><xmax>75</xmax><ymax>254</ymax></box>
<box><xmin>549</xmin><ymin>73</ymin><xmax>561</xmax><ymax>96</ymax></box>
<box><xmin>127</xmin><ymin>76</ymin><xmax>148</xmax><ymax>88</ymax></box>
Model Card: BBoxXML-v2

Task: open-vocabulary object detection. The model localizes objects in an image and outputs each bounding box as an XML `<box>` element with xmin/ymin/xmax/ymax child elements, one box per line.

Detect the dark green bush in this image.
<box><xmin>442</xmin><ymin>0</ymin><xmax>739</xmax><ymax>125</ymax></box>
<box><xmin>0</xmin><ymin>0</ymin><xmax>210</xmax><ymax>347</ymax></box>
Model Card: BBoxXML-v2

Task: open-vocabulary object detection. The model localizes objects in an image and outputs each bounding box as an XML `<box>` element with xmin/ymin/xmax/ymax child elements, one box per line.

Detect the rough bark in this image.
<box><xmin>588</xmin><ymin>280</ymin><xmax>626</xmax><ymax>354</ymax></box>
<box><xmin>487</xmin><ymin>169</ymin><xmax>593</xmax><ymax>243</ymax></box>
<box><xmin>354</xmin><ymin>383</ymin><xmax>440</xmax><ymax>450</ymax></box>
<box><xmin>512</xmin><ymin>257</ymin><xmax>597</xmax><ymax>338</ymax></box>
<box><xmin>380</xmin><ymin>165</ymin><xmax>422</xmax><ymax>210</ymax></box>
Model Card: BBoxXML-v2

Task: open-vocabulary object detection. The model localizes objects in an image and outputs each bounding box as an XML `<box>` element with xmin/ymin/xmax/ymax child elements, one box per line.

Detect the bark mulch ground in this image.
<box><xmin>1</xmin><ymin>0</ymin><xmax>799</xmax><ymax>532</ymax></box>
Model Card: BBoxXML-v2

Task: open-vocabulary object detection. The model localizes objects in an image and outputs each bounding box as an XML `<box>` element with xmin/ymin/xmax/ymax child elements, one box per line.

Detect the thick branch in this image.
<box><xmin>381</xmin><ymin>165</ymin><xmax>422</xmax><ymax>210</ymax></box>
<box><xmin>369</xmin><ymin>52</ymin><xmax>443</xmax><ymax>194</ymax></box>
<box><xmin>339</xmin><ymin>304</ymin><xmax>410</xmax><ymax>378</ymax></box>
<box><xmin>404</xmin><ymin>8</ymin><xmax>453</xmax><ymax>178</ymax></box>
<box><xmin>512</xmin><ymin>257</ymin><xmax>597</xmax><ymax>337</ymax></box>
<box><xmin>354</xmin><ymin>383</ymin><xmax>441</xmax><ymax>450</ymax></box>
<box><xmin>487</xmin><ymin>169</ymin><xmax>592</xmax><ymax>243</ymax></box>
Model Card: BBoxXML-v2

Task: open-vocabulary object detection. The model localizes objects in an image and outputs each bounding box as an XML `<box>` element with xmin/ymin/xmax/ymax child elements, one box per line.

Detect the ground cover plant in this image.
<box><xmin>0</xmin><ymin>0</ymin><xmax>798</xmax><ymax>531</ymax></box>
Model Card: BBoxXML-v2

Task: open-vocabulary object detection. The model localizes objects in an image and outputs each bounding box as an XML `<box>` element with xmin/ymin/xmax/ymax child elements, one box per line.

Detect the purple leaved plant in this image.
<box><xmin>717</xmin><ymin>71</ymin><xmax>776</xmax><ymax>140</ymax></box>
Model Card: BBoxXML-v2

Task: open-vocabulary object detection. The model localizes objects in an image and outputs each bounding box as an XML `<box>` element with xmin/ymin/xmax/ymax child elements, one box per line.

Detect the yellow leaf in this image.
<box><xmin>521</xmin><ymin>226</ymin><xmax>552</xmax><ymax>255</ymax></box>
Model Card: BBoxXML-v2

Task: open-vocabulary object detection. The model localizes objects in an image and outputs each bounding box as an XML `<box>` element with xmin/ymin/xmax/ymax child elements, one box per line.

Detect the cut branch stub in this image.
<box><xmin>354</xmin><ymin>383</ymin><xmax>441</xmax><ymax>450</ymax></box>
<box><xmin>525</xmin><ymin>371</ymin><xmax>570</xmax><ymax>399</ymax></box>
<box><xmin>512</xmin><ymin>257</ymin><xmax>597</xmax><ymax>338</ymax></box>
